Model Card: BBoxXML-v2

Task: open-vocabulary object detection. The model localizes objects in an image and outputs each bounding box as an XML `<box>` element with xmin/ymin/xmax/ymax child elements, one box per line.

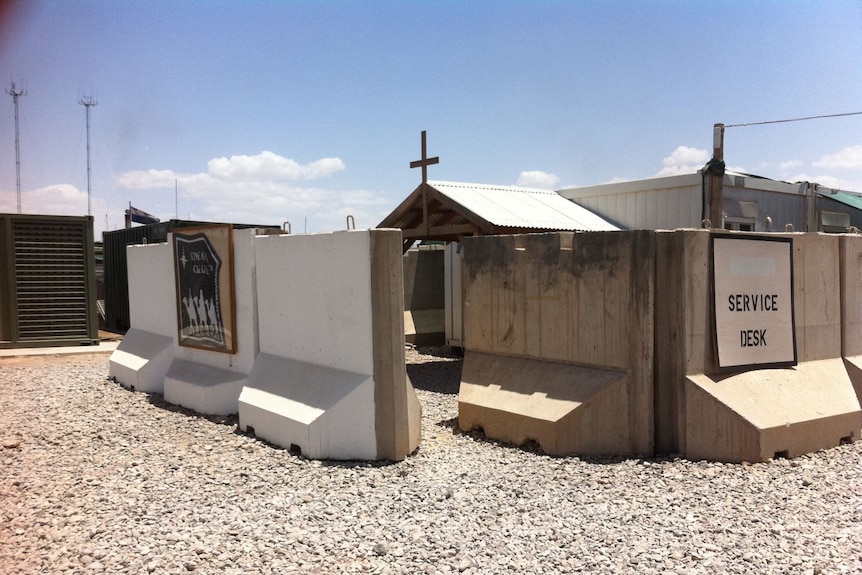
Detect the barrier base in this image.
<box><xmin>164</xmin><ymin>359</ymin><xmax>245</xmax><ymax>415</ymax></box>
<box><xmin>683</xmin><ymin>359</ymin><xmax>862</xmax><ymax>462</ymax></box>
<box><xmin>458</xmin><ymin>351</ymin><xmax>645</xmax><ymax>457</ymax></box>
<box><xmin>844</xmin><ymin>356</ymin><xmax>862</xmax><ymax>406</ymax></box>
<box><xmin>238</xmin><ymin>353</ymin><xmax>378</xmax><ymax>460</ymax></box>
<box><xmin>108</xmin><ymin>329</ymin><xmax>173</xmax><ymax>394</ymax></box>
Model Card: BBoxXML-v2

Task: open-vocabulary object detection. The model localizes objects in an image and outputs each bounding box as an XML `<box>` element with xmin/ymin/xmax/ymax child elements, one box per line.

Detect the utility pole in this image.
<box><xmin>79</xmin><ymin>95</ymin><xmax>97</xmax><ymax>216</ymax></box>
<box><xmin>707</xmin><ymin>123</ymin><xmax>726</xmax><ymax>228</ymax></box>
<box><xmin>7</xmin><ymin>83</ymin><xmax>26</xmax><ymax>213</ymax></box>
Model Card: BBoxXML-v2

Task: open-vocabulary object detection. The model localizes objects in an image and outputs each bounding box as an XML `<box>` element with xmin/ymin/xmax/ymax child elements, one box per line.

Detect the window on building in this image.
<box><xmin>820</xmin><ymin>211</ymin><xmax>850</xmax><ymax>233</ymax></box>
<box><xmin>724</xmin><ymin>217</ymin><xmax>756</xmax><ymax>232</ymax></box>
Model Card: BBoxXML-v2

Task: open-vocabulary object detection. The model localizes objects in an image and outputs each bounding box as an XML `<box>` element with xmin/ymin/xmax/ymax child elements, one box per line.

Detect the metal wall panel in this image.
<box><xmin>103</xmin><ymin>223</ymin><xmax>171</xmax><ymax>333</ymax></box>
<box><xmin>0</xmin><ymin>214</ymin><xmax>98</xmax><ymax>348</ymax></box>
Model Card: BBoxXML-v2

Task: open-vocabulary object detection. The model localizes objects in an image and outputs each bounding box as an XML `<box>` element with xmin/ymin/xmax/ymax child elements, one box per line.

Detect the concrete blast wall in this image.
<box><xmin>164</xmin><ymin>229</ymin><xmax>260</xmax><ymax>415</ymax></box>
<box><xmin>460</xmin><ymin>230</ymin><xmax>860</xmax><ymax>462</ymax></box>
<box><xmin>109</xmin><ymin>242</ymin><xmax>175</xmax><ymax>393</ymax></box>
<box><xmin>238</xmin><ymin>229</ymin><xmax>421</xmax><ymax>461</ymax></box>
<box><xmin>110</xmin><ymin>230</ymin><xmax>260</xmax><ymax>414</ymax></box>
<box><xmin>111</xmin><ymin>228</ymin><xmax>420</xmax><ymax>461</ymax></box>
<box><xmin>654</xmin><ymin>231</ymin><xmax>860</xmax><ymax>462</ymax></box>
<box><xmin>458</xmin><ymin>231</ymin><xmax>655</xmax><ymax>457</ymax></box>
<box><xmin>841</xmin><ymin>235</ymin><xmax>862</xmax><ymax>404</ymax></box>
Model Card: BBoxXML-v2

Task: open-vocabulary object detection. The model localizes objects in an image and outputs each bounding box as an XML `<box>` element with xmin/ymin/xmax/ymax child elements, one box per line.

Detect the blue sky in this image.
<box><xmin>1</xmin><ymin>0</ymin><xmax>860</xmax><ymax>237</ymax></box>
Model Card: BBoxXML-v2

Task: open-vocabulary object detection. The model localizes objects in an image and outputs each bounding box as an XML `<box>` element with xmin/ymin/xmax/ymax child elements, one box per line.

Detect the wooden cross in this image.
<box><xmin>409</xmin><ymin>130</ymin><xmax>439</xmax><ymax>183</ymax></box>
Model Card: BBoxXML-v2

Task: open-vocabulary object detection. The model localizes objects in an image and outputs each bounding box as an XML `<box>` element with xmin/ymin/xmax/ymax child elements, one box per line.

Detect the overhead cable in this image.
<box><xmin>725</xmin><ymin>111</ymin><xmax>862</xmax><ymax>128</ymax></box>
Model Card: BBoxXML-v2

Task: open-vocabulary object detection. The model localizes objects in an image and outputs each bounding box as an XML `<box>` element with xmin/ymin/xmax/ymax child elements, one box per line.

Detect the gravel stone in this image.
<box><xmin>0</xmin><ymin>348</ymin><xmax>860</xmax><ymax>574</ymax></box>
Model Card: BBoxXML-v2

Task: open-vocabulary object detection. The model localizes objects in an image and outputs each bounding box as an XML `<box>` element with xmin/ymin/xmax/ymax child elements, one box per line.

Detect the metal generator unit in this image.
<box><xmin>0</xmin><ymin>214</ymin><xmax>99</xmax><ymax>348</ymax></box>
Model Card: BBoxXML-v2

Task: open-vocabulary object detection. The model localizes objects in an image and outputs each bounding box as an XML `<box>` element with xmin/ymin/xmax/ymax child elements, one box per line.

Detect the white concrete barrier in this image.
<box><xmin>111</xmin><ymin>226</ymin><xmax>420</xmax><ymax>461</ymax></box>
<box><xmin>239</xmin><ymin>229</ymin><xmax>421</xmax><ymax>461</ymax></box>
<box><xmin>109</xmin><ymin>242</ymin><xmax>175</xmax><ymax>393</ymax></box>
<box><xmin>163</xmin><ymin>228</ymin><xmax>260</xmax><ymax>415</ymax></box>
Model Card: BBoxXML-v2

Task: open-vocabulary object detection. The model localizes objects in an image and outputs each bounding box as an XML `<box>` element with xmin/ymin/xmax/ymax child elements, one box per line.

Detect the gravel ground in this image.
<box><xmin>1</xmin><ymin>347</ymin><xmax>861</xmax><ymax>575</ymax></box>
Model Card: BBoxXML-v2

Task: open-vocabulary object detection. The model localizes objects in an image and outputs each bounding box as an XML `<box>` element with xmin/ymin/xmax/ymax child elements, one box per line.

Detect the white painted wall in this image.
<box><xmin>127</xmin><ymin>243</ymin><xmax>177</xmax><ymax>338</ymax></box>
<box><xmin>254</xmin><ymin>231</ymin><xmax>374</xmax><ymax>374</ymax></box>
<box><xmin>560</xmin><ymin>185</ymin><xmax>702</xmax><ymax>230</ymax></box>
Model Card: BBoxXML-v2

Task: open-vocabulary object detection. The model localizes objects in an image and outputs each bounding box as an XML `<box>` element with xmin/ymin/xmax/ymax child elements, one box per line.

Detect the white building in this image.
<box><xmin>558</xmin><ymin>171</ymin><xmax>862</xmax><ymax>233</ymax></box>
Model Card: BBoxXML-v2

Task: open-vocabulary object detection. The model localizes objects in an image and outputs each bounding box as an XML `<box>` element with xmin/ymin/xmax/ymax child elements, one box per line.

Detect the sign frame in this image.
<box><xmin>710</xmin><ymin>233</ymin><xmax>797</xmax><ymax>372</ymax></box>
<box><xmin>172</xmin><ymin>224</ymin><xmax>237</xmax><ymax>354</ymax></box>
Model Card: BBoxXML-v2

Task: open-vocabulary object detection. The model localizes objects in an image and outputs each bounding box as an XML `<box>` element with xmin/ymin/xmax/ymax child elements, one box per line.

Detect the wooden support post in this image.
<box><xmin>709</xmin><ymin>123</ymin><xmax>725</xmax><ymax>229</ymax></box>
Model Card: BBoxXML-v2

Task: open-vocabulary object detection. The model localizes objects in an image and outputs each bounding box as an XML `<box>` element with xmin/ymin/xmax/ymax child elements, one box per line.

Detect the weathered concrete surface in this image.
<box><xmin>841</xmin><ymin>234</ymin><xmax>862</xmax><ymax>404</ymax></box>
<box><xmin>458</xmin><ymin>231</ymin><xmax>654</xmax><ymax>457</ymax></box>
<box><xmin>655</xmin><ymin>231</ymin><xmax>861</xmax><ymax>462</ymax></box>
<box><xmin>684</xmin><ymin>360</ymin><xmax>859</xmax><ymax>462</ymax></box>
<box><xmin>459</xmin><ymin>351</ymin><xmax>627</xmax><ymax>456</ymax></box>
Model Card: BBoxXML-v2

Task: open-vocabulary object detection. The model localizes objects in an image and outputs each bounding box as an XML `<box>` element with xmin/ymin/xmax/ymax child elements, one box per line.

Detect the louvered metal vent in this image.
<box><xmin>12</xmin><ymin>219</ymin><xmax>91</xmax><ymax>341</ymax></box>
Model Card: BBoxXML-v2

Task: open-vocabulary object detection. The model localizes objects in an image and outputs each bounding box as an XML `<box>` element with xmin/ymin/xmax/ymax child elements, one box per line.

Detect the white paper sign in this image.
<box><xmin>712</xmin><ymin>235</ymin><xmax>796</xmax><ymax>370</ymax></box>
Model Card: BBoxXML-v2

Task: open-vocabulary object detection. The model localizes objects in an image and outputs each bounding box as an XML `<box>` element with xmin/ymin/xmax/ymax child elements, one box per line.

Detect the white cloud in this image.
<box><xmin>655</xmin><ymin>146</ymin><xmax>710</xmax><ymax>177</ymax></box>
<box><xmin>778</xmin><ymin>160</ymin><xmax>803</xmax><ymax>172</ymax></box>
<box><xmin>0</xmin><ymin>183</ymin><xmax>91</xmax><ymax>216</ymax></box>
<box><xmin>813</xmin><ymin>145</ymin><xmax>862</xmax><ymax>170</ymax></box>
<box><xmin>786</xmin><ymin>172</ymin><xmax>862</xmax><ymax>193</ymax></box>
<box><xmin>115</xmin><ymin>169</ymin><xmax>188</xmax><ymax>189</ymax></box>
<box><xmin>207</xmin><ymin>151</ymin><xmax>345</xmax><ymax>181</ymax></box>
<box><xmin>516</xmin><ymin>170</ymin><xmax>560</xmax><ymax>189</ymax></box>
<box><xmin>114</xmin><ymin>152</ymin><xmax>392</xmax><ymax>233</ymax></box>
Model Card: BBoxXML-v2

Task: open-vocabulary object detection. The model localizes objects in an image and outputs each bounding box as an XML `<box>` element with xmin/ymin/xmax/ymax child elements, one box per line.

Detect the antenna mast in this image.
<box><xmin>79</xmin><ymin>95</ymin><xmax>97</xmax><ymax>216</ymax></box>
<box><xmin>6</xmin><ymin>83</ymin><xmax>26</xmax><ymax>213</ymax></box>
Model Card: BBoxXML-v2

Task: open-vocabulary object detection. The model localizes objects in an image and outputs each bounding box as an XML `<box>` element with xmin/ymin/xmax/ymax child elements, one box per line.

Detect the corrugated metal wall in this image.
<box><xmin>103</xmin><ymin>223</ymin><xmax>172</xmax><ymax>333</ymax></box>
<box><xmin>571</xmin><ymin>185</ymin><xmax>702</xmax><ymax>230</ymax></box>
<box><xmin>0</xmin><ymin>214</ymin><xmax>98</xmax><ymax>348</ymax></box>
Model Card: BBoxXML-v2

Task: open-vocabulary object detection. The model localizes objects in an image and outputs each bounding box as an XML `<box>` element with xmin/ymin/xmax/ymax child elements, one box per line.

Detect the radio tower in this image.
<box><xmin>7</xmin><ymin>83</ymin><xmax>26</xmax><ymax>213</ymax></box>
<box><xmin>79</xmin><ymin>95</ymin><xmax>97</xmax><ymax>216</ymax></box>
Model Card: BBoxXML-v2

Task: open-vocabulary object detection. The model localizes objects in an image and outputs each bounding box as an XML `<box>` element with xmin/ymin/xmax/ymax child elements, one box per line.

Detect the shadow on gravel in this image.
<box><xmin>406</xmin><ymin>348</ymin><xmax>462</xmax><ymax>394</ymax></box>
<box><xmin>432</xmin><ymin>414</ymin><xmax>673</xmax><ymax>465</ymax></box>
<box><xmin>134</xmin><ymin>386</ymin><xmax>239</xmax><ymax>428</ymax></box>
<box><xmin>432</xmin><ymin>415</ymin><xmax>547</xmax><ymax>456</ymax></box>
<box><xmin>406</xmin><ymin>361</ymin><xmax>462</xmax><ymax>394</ymax></box>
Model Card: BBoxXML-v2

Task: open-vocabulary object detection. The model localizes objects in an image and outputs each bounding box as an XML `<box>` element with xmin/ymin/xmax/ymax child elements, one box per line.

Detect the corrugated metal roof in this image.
<box><xmin>818</xmin><ymin>190</ymin><xmax>862</xmax><ymax>211</ymax></box>
<box><xmin>428</xmin><ymin>180</ymin><xmax>619</xmax><ymax>231</ymax></box>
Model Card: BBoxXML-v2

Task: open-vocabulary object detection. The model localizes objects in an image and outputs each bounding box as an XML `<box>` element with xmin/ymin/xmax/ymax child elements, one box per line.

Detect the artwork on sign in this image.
<box><xmin>173</xmin><ymin>224</ymin><xmax>236</xmax><ymax>353</ymax></box>
<box><xmin>712</xmin><ymin>234</ymin><xmax>796</xmax><ymax>370</ymax></box>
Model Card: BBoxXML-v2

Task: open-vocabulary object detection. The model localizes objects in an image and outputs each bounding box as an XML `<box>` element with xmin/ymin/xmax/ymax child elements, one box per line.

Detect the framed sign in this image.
<box><xmin>173</xmin><ymin>224</ymin><xmax>236</xmax><ymax>353</ymax></box>
<box><xmin>711</xmin><ymin>234</ymin><xmax>796</xmax><ymax>371</ymax></box>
